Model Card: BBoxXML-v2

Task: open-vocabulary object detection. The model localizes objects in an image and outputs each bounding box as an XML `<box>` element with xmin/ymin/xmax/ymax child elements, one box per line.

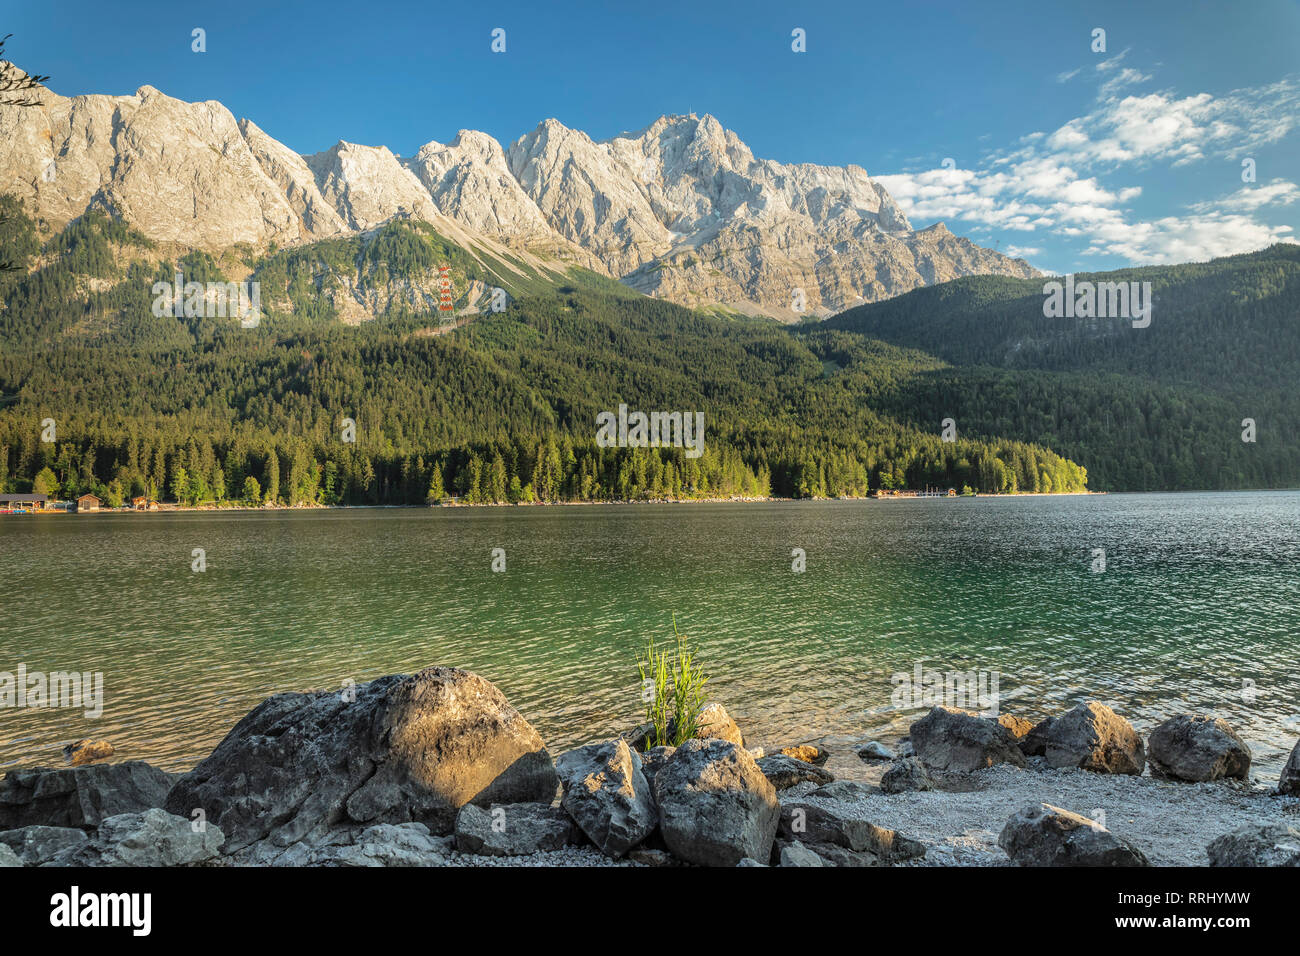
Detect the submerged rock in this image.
<box><xmin>998</xmin><ymin>803</ymin><xmax>1149</xmax><ymax>867</ymax></box>
<box><xmin>655</xmin><ymin>738</ymin><xmax>780</xmax><ymax>867</ymax></box>
<box><xmin>1147</xmin><ymin>715</ymin><xmax>1251</xmax><ymax>782</ymax></box>
<box><xmin>0</xmin><ymin>762</ymin><xmax>175</xmax><ymax>831</ymax></box>
<box><xmin>164</xmin><ymin>667</ymin><xmax>558</xmax><ymax>850</ymax></box>
<box><xmin>1044</xmin><ymin>702</ymin><xmax>1145</xmax><ymax>775</ymax></box>
<box><xmin>910</xmin><ymin>706</ymin><xmax>1026</xmax><ymax>772</ymax></box>
<box><xmin>779</xmin><ymin>744</ymin><xmax>829</xmax><ymax>766</ymax></box>
<box><xmin>555</xmin><ymin>739</ymin><xmax>656</xmax><ymax>858</ymax></box>
<box><xmin>856</xmin><ymin>741</ymin><xmax>895</xmax><ymax>762</ymax></box>
<box><xmin>62</xmin><ymin>739</ymin><xmax>116</xmax><ymax>766</ymax></box>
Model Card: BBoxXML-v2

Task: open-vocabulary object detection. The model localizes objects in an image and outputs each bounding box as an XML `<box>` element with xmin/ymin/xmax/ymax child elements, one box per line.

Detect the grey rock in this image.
<box><xmin>0</xmin><ymin>825</ymin><xmax>89</xmax><ymax>865</ymax></box>
<box><xmin>779</xmin><ymin>801</ymin><xmax>925</xmax><ymax>862</ymax></box>
<box><xmin>1020</xmin><ymin>717</ymin><xmax>1055</xmax><ymax>757</ymax></box>
<box><xmin>910</xmin><ymin>706</ymin><xmax>1026</xmax><ymax>772</ymax></box>
<box><xmin>627</xmin><ymin>847</ymin><xmax>678</xmax><ymax>867</ymax></box>
<box><xmin>164</xmin><ymin>667</ymin><xmax>558</xmax><ymax>850</ymax></box>
<box><xmin>998</xmin><ymin>803</ymin><xmax>1150</xmax><ymax>867</ymax></box>
<box><xmin>856</xmin><ymin>741</ymin><xmax>895</xmax><ymax>761</ymax></box>
<box><xmin>736</xmin><ymin>857</ymin><xmax>766</xmax><ymax>867</ymax></box>
<box><xmin>757</xmin><ymin>754</ymin><xmax>835</xmax><ymax>790</ymax></box>
<box><xmin>43</xmin><ymin>808</ymin><xmax>224</xmax><ymax>867</ymax></box>
<box><xmin>655</xmin><ymin>738</ymin><xmax>780</xmax><ymax>867</ymax></box>
<box><xmin>803</xmin><ymin>842</ymin><xmax>882</xmax><ymax>867</ymax></box>
<box><xmin>639</xmin><ymin>746</ymin><xmax>676</xmax><ymax>791</ymax></box>
<box><xmin>809</xmin><ymin>780</ymin><xmax>875</xmax><ymax>802</ymax></box>
<box><xmin>880</xmin><ymin>757</ymin><xmax>935</xmax><ymax>794</ymax></box>
<box><xmin>556</xmin><ymin>739</ymin><xmax>656</xmax><ymax>858</ymax></box>
<box><xmin>1147</xmin><ymin>715</ymin><xmax>1251</xmax><ymax>782</ymax></box>
<box><xmin>1044</xmin><ymin>702</ymin><xmax>1146</xmax><ymax>775</ymax></box>
<box><xmin>0</xmin><ymin>761</ymin><xmax>175</xmax><ymax>830</ymax></box>
<box><xmin>1207</xmin><ymin>824</ymin><xmax>1300</xmax><ymax>867</ymax></box>
<box><xmin>0</xmin><ymin>844</ymin><xmax>20</xmax><ymax>867</ymax></box>
<box><xmin>779</xmin><ymin>840</ymin><xmax>826</xmax><ymax>867</ymax></box>
<box><xmin>454</xmin><ymin>803</ymin><xmax>578</xmax><ymax>856</ymax></box>
<box><xmin>310</xmin><ymin>823</ymin><xmax>448</xmax><ymax>867</ymax></box>
<box><xmin>1280</xmin><ymin>741</ymin><xmax>1300</xmax><ymax>795</ymax></box>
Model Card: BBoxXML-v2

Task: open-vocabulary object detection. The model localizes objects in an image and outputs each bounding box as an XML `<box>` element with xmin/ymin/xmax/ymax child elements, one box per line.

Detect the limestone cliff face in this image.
<box><xmin>0</xmin><ymin>67</ymin><xmax>1036</xmax><ymax>317</ymax></box>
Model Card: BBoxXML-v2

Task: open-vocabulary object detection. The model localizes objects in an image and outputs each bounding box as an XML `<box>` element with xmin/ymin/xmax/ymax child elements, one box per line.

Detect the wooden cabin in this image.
<box><xmin>75</xmin><ymin>493</ymin><xmax>102</xmax><ymax>513</ymax></box>
<box><xmin>131</xmin><ymin>496</ymin><xmax>159</xmax><ymax>511</ymax></box>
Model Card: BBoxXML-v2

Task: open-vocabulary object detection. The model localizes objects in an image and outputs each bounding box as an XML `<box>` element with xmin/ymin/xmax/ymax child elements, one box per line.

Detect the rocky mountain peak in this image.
<box><xmin>0</xmin><ymin>76</ymin><xmax>1036</xmax><ymax>318</ymax></box>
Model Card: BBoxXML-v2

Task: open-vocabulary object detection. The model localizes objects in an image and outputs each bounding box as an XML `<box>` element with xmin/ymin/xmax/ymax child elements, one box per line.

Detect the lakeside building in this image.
<box><xmin>75</xmin><ymin>493</ymin><xmax>102</xmax><ymax>513</ymax></box>
<box><xmin>0</xmin><ymin>493</ymin><xmax>49</xmax><ymax>513</ymax></box>
<box><xmin>131</xmin><ymin>496</ymin><xmax>160</xmax><ymax>511</ymax></box>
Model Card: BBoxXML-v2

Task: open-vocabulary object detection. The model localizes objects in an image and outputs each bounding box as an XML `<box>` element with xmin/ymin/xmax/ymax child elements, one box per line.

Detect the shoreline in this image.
<box><xmin>5</xmin><ymin>489</ymin><xmax>1113</xmax><ymax>516</ymax></box>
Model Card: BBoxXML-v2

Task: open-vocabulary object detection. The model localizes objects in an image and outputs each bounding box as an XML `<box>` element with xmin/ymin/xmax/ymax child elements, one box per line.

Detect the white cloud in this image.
<box><xmin>876</xmin><ymin>60</ymin><xmax>1299</xmax><ymax>266</ymax></box>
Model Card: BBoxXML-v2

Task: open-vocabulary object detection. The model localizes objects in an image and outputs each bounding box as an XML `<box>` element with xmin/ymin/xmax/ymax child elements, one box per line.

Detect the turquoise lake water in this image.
<box><xmin>2</xmin><ymin>492</ymin><xmax>1297</xmax><ymax>776</ymax></box>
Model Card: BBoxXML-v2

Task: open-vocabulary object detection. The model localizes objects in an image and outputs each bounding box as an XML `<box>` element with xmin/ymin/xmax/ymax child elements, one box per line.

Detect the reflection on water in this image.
<box><xmin>2</xmin><ymin>493</ymin><xmax>1298</xmax><ymax>777</ymax></box>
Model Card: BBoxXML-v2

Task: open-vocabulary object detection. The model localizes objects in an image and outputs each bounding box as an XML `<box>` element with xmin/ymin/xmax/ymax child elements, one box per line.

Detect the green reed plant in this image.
<box><xmin>637</xmin><ymin>616</ymin><xmax>709</xmax><ymax>748</ymax></box>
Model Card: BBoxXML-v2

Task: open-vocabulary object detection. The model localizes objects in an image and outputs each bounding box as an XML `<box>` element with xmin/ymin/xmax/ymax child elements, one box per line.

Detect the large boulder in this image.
<box><xmin>757</xmin><ymin>754</ymin><xmax>834</xmax><ymax>791</ymax></box>
<box><xmin>998</xmin><ymin>803</ymin><xmax>1149</xmax><ymax>866</ymax></box>
<box><xmin>43</xmin><ymin>808</ymin><xmax>224</xmax><ymax>867</ymax></box>
<box><xmin>164</xmin><ymin>667</ymin><xmax>558</xmax><ymax>850</ymax></box>
<box><xmin>910</xmin><ymin>706</ymin><xmax>1026</xmax><ymax>772</ymax></box>
<box><xmin>555</xmin><ymin>739</ymin><xmax>656</xmax><ymax>858</ymax></box>
<box><xmin>0</xmin><ymin>825</ymin><xmax>89</xmax><ymax>865</ymax></box>
<box><xmin>1207</xmin><ymin>824</ymin><xmax>1300</xmax><ymax>867</ymax></box>
<box><xmin>1147</xmin><ymin>715</ymin><xmax>1251</xmax><ymax>782</ymax></box>
<box><xmin>0</xmin><ymin>845</ymin><xmax>19</xmax><ymax>867</ymax></box>
<box><xmin>1044</xmin><ymin>702</ymin><xmax>1145</xmax><ymax>775</ymax></box>
<box><xmin>0</xmin><ymin>762</ymin><xmax>175</xmax><ymax>830</ymax></box>
<box><xmin>779</xmin><ymin>800</ymin><xmax>925</xmax><ymax>862</ymax></box>
<box><xmin>454</xmin><ymin>803</ymin><xmax>579</xmax><ymax>856</ymax></box>
<box><xmin>1277</xmin><ymin>741</ymin><xmax>1300</xmax><ymax>795</ymax></box>
<box><xmin>654</xmin><ymin>738</ymin><xmax>780</xmax><ymax>867</ymax></box>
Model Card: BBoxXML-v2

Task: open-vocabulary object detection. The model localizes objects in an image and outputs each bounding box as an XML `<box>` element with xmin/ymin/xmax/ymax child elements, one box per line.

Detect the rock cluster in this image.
<box><xmin>2</xmin><ymin>674</ymin><xmax>1294</xmax><ymax>869</ymax></box>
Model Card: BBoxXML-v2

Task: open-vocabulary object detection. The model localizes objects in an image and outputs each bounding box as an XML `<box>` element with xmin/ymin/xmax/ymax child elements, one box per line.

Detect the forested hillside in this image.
<box><xmin>818</xmin><ymin>246</ymin><xmax>1300</xmax><ymax>490</ymax></box>
<box><xmin>0</xmin><ymin>198</ymin><xmax>1085</xmax><ymax>505</ymax></box>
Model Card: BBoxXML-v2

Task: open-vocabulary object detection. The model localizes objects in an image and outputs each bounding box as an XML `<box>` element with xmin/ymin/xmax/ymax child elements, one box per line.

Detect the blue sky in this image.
<box><xmin>5</xmin><ymin>0</ymin><xmax>1298</xmax><ymax>273</ymax></box>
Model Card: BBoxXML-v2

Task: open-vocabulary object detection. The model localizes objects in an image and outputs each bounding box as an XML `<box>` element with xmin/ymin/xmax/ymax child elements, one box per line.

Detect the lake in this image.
<box><xmin>2</xmin><ymin>492</ymin><xmax>1298</xmax><ymax>777</ymax></box>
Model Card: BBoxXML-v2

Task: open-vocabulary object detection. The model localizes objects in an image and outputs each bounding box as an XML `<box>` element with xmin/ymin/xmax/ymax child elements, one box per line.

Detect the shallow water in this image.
<box><xmin>2</xmin><ymin>492</ymin><xmax>1297</xmax><ymax>776</ymax></box>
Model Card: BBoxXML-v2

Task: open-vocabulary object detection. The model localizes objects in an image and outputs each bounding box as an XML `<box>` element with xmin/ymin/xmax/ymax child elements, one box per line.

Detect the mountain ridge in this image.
<box><xmin>0</xmin><ymin>67</ymin><xmax>1037</xmax><ymax>318</ymax></box>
